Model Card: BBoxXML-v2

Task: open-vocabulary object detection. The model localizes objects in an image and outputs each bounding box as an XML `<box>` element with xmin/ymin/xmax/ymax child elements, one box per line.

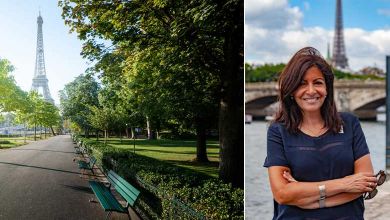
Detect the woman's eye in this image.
<box><xmin>315</xmin><ymin>81</ymin><xmax>324</xmax><ymax>85</ymax></box>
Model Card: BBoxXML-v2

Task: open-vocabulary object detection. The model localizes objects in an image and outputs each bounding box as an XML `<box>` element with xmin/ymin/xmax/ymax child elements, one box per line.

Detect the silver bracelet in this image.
<box><xmin>318</xmin><ymin>185</ymin><xmax>326</xmax><ymax>208</ymax></box>
<box><xmin>319</xmin><ymin>197</ymin><xmax>326</xmax><ymax>208</ymax></box>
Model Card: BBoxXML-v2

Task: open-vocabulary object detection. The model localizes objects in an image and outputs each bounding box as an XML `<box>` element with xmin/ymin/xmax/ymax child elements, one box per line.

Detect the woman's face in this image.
<box><xmin>293</xmin><ymin>66</ymin><xmax>327</xmax><ymax>114</ymax></box>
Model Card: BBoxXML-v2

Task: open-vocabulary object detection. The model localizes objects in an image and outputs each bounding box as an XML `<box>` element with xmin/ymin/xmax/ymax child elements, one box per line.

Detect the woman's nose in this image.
<box><xmin>307</xmin><ymin>84</ymin><xmax>316</xmax><ymax>94</ymax></box>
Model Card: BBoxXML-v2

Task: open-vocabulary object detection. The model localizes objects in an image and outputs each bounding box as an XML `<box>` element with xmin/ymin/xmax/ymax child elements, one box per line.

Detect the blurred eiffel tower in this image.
<box><xmin>331</xmin><ymin>0</ymin><xmax>349</xmax><ymax>70</ymax></box>
<box><xmin>31</xmin><ymin>11</ymin><xmax>54</xmax><ymax>104</ymax></box>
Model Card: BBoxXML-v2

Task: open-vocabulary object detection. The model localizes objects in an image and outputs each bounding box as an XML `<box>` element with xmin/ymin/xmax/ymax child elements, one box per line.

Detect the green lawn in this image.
<box><xmin>0</xmin><ymin>138</ymin><xmax>27</xmax><ymax>149</ymax></box>
<box><xmin>94</xmin><ymin>138</ymin><xmax>220</xmax><ymax>178</ymax></box>
<box><xmin>0</xmin><ymin>134</ymin><xmax>54</xmax><ymax>149</ymax></box>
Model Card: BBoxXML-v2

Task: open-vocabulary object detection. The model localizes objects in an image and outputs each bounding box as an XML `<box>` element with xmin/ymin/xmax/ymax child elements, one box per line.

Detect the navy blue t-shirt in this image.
<box><xmin>263</xmin><ymin>112</ymin><xmax>370</xmax><ymax>220</ymax></box>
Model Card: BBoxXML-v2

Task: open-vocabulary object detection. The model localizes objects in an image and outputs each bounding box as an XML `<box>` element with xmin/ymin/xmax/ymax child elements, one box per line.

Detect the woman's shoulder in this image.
<box><xmin>268</xmin><ymin>121</ymin><xmax>287</xmax><ymax>135</ymax></box>
<box><xmin>339</xmin><ymin>112</ymin><xmax>359</xmax><ymax>122</ymax></box>
<box><xmin>339</xmin><ymin>112</ymin><xmax>360</xmax><ymax>129</ymax></box>
<box><xmin>268</xmin><ymin>121</ymin><xmax>284</xmax><ymax>129</ymax></box>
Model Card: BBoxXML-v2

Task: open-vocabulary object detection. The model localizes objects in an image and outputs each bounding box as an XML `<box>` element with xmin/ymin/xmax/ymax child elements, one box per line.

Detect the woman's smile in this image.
<box><xmin>302</xmin><ymin>96</ymin><xmax>321</xmax><ymax>103</ymax></box>
<box><xmin>293</xmin><ymin>66</ymin><xmax>327</xmax><ymax>113</ymax></box>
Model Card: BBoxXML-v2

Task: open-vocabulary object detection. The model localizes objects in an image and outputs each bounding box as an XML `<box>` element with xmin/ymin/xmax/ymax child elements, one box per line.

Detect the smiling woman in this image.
<box><xmin>263</xmin><ymin>47</ymin><xmax>379</xmax><ymax>219</ymax></box>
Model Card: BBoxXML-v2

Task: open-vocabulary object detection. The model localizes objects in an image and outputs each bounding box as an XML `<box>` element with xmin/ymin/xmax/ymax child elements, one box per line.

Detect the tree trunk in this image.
<box><xmin>85</xmin><ymin>129</ymin><xmax>89</xmax><ymax>138</ymax></box>
<box><xmin>195</xmin><ymin>117</ymin><xmax>209</xmax><ymax>162</ymax></box>
<box><xmin>104</xmin><ymin>130</ymin><xmax>107</xmax><ymax>144</ymax></box>
<box><xmin>24</xmin><ymin>124</ymin><xmax>27</xmax><ymax>143</ymax></box>
<box><xmin>146</xmin><ymin>116</ymin><xmax>152</xmax><ymax>139</ymax></box>
<box><xmin>125</xmin><ymin>127</ymin><xmax>129</xmax><ymax>138</ymax></box>
<box><xmin>34</xmin><ymin>124</ymin><xmax>36</xmax><ymax>141</ymax></box>
<box><xmin>218</xmin><ymin>0</ymin><xmax>244</xmax><ymax>188</ymax></box>
<box><xmin>50</xmin><ymin>126</ymin><xmax>55</xmax><ymax>136</ymax></box>
<box><xmin>131</xmin><ymin>127</ymin><xmax>134</xmax><ymax>139</ymax></box>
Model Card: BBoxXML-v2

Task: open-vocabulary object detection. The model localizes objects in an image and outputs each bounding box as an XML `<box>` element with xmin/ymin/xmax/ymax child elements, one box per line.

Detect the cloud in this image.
<box><xmin>245</xmin><ymin>2</ymin><xmax>390</xmax><ymax>71</ymax></box>
<box><xmin>245</xmin><ymin>0</ymin><xmax>302</xmax><ymax>30</ymax></box>
<box><xmin>378</xmin><ymin>8</ymin><xmax>390</xmax><ymax>17</ymax></box>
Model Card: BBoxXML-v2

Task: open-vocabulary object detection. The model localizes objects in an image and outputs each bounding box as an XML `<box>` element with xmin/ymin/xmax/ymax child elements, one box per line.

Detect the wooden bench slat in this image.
<box><xmin>89</xmin><ymin>181</ymin><xmax>126</xmax><ymax>213</ymax></box>
<box><xmin>89</xmin><ymin>170</ymin><xmax>140</xmax><ymax>219</ymax></box>
<box><xmin>108</xmin><ymin>171</ymin><xmax>140</xmax><ymax>206</ymax></box>
<box><xmin>78</xmin><ymin>156</ymin><xmax>96</xmax><ymax>170</ymax></box>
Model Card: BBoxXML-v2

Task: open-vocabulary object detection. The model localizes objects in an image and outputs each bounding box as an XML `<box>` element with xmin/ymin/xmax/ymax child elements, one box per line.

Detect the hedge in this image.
<box><xmin>73</xmin><ymin>135</ymin><xmax>243</xmax><ymax>219</ymax></box>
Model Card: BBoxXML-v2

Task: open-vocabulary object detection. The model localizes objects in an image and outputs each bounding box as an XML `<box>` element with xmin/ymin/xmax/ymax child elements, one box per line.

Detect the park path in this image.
<box><xmin>0</xmin><ymin>135</ymin><xmax>137</xmax><ymax>220</ymax></box>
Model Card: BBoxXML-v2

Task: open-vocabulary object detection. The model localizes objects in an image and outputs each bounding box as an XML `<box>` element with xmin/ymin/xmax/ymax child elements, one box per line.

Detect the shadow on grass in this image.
<box><xmin>167</xmin><ymin>160</ymin><xmax>219</xmax><ymax>168</ymax></box>
<box><xmin>133</xmin><ymin>148</ymin><xmax>219</xmax><ymax>157</ymax></box>
<box><xmin>99</xmin><ymin>139</ymin><xmax>219</xmax><ymax>149</ymax></box>
<box><xmin>0</xmin><ymin>161</ymin><xmax>80</xmax><ymax>175</ymax></box>
<box><xmin>167</xmin><ymin>160</ymin><xmax>219</xmax><ymax>177</ymax></box>
<box><xmin>0</xmin><ymin>146</ymin><xmax>13</xmax><ymax>149</ymax></box>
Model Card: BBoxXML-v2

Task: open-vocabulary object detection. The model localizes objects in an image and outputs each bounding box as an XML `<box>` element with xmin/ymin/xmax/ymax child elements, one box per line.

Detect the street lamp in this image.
<box><xmin>125</xmin><ymin>123</ymin><xmax>128</xmax><ymax>138</ymax></box>
<box><xmin>133</xmin><ymin>126</ymin><xmax>136</xmax><ymax>154</ymax></box>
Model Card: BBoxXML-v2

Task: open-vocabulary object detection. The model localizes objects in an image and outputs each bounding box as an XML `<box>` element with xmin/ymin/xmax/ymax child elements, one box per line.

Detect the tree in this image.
<box><xmin>59</xmin><ymin>0</ymin><xmax>243</xmax><ymax>187</ymax></box>
<box><xmin>25</xmin><ymin>91</ymin><xmax>45</xmax><ymax>141</ymax></box>
<box><xmin>0</xmin><ymin>58</ymin><xmax>29</xmax><ymax>113</ymax></box>
<box><xmin>41</xmin><ymin>102</ymin><xmax>61</xmax><ymax>136</ymax></box>
<box><xmin>59</xmin><ymin>74</ymin><xmax>100</xmax><ymax>137</ymax></box>
<box><xmin>88</xmin><ymin>105</ymin><xmax>115</xmax><ymax>144</ymax></box>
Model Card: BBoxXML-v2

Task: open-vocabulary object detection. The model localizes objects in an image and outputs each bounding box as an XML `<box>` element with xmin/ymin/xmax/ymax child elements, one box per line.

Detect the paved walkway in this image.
<box><xmin>364</xmin><ymin>175</ymin><xmax>390</xmax><ymax>220</ymax></box>
<box><xmin>0</xmin><ymin>135</ymin><xmax>139</xmax><ymax>220</ymax></box>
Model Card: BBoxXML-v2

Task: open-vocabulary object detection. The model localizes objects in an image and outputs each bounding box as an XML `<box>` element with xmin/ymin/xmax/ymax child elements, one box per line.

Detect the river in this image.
<box><xmin>245</xmin><ymin>120</ymin><xmax>386</xmax><ymax>219</ymax></box>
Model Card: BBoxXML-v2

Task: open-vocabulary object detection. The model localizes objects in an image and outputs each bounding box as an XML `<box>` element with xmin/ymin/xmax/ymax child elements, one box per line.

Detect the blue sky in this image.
<box><xmin>245</xmin><ymin>0</ymin><xmax>390</xmax><ymax>71</ymax></box>
<box><xmin>290</xmin><ymin>0</ymin><xmax>390</xmax><ymax>30</ymax></box>
<box><xmin>0</xmin><ymin>0</ymin><xmax>90</xmax><ymax>104</ymax></box>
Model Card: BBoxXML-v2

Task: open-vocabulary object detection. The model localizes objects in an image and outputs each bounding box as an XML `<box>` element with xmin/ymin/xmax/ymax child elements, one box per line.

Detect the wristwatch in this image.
<box><xmin>319</xmin><ymin>185</ymin><xmax>326</xmax><ymax>208</ymax></box>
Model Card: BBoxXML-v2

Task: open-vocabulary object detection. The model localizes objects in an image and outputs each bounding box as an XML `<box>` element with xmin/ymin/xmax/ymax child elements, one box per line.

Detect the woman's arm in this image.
<box><xmin>296</xmin><ymin>192</ymin><xmax>362</xmax><ymax>209</ymax></box>
<box><xmin>285</xmin><ymin>154</ymin><xmax>375</xmax><ymax>209</ymax></box>
<box><xmin>268</xmin><ymin>155</ymin><xmax>376</xmax><ymax>207</ymax></box>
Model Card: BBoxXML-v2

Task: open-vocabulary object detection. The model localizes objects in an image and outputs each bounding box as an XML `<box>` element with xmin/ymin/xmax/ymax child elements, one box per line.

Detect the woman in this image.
<box><xmin>263</xmin><ymin>47</ymin><xmax>379</xmax><ymax>219</ymax></box>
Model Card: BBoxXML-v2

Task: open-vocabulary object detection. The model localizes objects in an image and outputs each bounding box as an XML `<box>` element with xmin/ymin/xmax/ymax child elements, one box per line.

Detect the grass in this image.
<box><xmin>0</xmin><ymin>138</ymin><xmax>26</xmax><ymax>149</ymax></box>
<box><xmin>91</xmin><ymin>137</ymin><xmax>220</xmax><ymax>178</ymax></box>
<box><xmin>0</xmin><ymin>134</ymin><xmax>54</xmax><ymax>149</ymax></box>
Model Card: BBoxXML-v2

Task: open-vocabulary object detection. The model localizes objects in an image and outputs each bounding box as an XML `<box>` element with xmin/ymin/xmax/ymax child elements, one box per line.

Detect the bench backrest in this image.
<box><xmin>108</xmin><ymin>170</ymin><xmax>140</xmax><ymax>206</ymax></box>
<box><xmin>89</xmin><ymin>156</ymin><xmax>97</xmax><ymax>167</ymax></box>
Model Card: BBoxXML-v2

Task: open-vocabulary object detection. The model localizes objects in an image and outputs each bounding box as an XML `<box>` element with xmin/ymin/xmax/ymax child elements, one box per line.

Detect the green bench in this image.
<box><xmin>78</xmin><ymin>155</ymin><xmax>96</xmax><ymax>175</ymax></box>
<box><xmin>89</xmin><ymin>170</ymin><xmax>140</xmax><ymax>219</ymax></box>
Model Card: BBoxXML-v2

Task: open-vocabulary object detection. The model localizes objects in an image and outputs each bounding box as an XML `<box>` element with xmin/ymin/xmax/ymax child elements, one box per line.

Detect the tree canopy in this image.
<box><xmin>0</xmin><ymin>58</ymin><xmax>61</xmax><ymax>136</ymax></box>
<box><xmin>59</xmin><ymin>0</ymin><xmax>243</xmax><ymax>187</ymax></box>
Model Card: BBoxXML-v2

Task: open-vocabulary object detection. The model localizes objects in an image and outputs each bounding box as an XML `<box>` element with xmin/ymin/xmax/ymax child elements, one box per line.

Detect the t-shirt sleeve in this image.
<box><xmin>263</xmin><ymin>123</ymin><xmax>289</xmax><ymax>167</ymax></box>
<box><xmin>351</xmin><ymin>115</ymin><xmax>370</xmax><ymax>161</ymax></box>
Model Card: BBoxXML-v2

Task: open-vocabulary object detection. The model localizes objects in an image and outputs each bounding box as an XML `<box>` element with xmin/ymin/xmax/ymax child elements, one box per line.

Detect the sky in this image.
<box><xmin>0</xmin><ymin>0</ymin><xmax>90</xmax><ymax>104</ymax></box>
<box><xmin>245</xmin><ymin>0</ymin><xmax>390</xmax><ymax>71</ymax></box>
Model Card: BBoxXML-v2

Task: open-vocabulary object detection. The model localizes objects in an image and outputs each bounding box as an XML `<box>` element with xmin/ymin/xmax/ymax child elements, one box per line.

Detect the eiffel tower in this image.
<box><xmin>31</xmin><ymin>12</ymin><xmax>54</xmax><ymax>104</ymax></box>
<box><xmin>331</xmin><ymin>0</ymin><xmax>349</xmax><ymax>70</ymax></box>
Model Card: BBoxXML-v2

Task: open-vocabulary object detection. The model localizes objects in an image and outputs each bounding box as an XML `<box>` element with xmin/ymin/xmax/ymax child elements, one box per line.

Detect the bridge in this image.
<box><xmin>246</xmin><ymin>80</ymin><xmax>386</xmax><ymax>120</ymax></box>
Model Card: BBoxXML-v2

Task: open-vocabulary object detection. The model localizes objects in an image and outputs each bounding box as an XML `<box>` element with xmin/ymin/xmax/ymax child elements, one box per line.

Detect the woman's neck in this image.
<box><xmin>301</xmin><ymin>112</ymin><xmax>324</xmax><ymax>127</ymax></box>
<box><xmin>299</xmin><ymin>112</ymin><xmax>327</xmax><ymax>137</ymax></box>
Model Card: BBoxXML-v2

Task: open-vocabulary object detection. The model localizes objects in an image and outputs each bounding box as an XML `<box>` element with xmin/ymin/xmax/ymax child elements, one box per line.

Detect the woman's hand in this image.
<box><xmin>341</xmin><ymin>172</ymin><xmax>377</xmax><ymax>193</ymax></box>
<box><xmin>282</xmin><ymin>171</ymin><xmax>377</xmax><ymax>194</ymax></box>
<box><xmin>283</xmin><ymin>171</ymin><xmax>298</xmax><ymax>183</ymax></box>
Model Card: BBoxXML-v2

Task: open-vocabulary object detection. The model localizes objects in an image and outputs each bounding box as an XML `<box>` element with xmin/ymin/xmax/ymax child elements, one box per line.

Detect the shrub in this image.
<box><xmin>74</xmin><ymin>135</ymin><xmax>243</xmax><ymax>219</ymax></box>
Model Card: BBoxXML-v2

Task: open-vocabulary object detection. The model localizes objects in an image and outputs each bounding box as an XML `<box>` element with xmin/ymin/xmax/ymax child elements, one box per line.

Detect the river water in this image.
<box><xmin>245</xmin><ymin>121</ymin><xmax>386</xmax><ymax>219</ymax></box>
